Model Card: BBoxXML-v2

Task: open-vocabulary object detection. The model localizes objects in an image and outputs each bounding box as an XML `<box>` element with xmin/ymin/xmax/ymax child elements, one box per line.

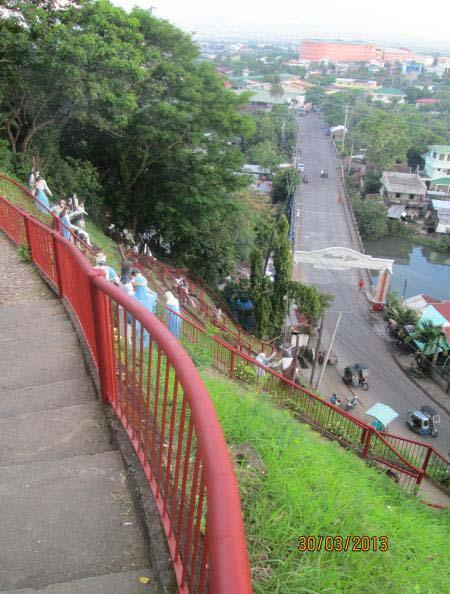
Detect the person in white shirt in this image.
<box><xmin>34</xmin><ymin>175</ymin><xmax>52</xmax><ymax>198</ymax></box>
<box><xmin>255</xmin><ymin>351</ymin><xmax>277</xmax><ymax>378</ymax></box>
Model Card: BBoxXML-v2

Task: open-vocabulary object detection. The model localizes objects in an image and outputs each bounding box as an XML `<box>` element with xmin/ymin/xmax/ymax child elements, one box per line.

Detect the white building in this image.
<box><xmin>436</xmin><ymin>56</ymin><xmax>450</xmax><ymax>78</ymax></box>
<box><xmin>380</xmin><ymin>172</ymin><xmax>427</xmax><ymax>208</ymax></box>
<box><xmin>423</xmin><ymin>145</ymin><xmax>450</xmax><ymax>180</ymax></box>
<box><xmin>370</xmin><ymin>88</ymin><xmax>406</xmax><ymax>104</ymax></box>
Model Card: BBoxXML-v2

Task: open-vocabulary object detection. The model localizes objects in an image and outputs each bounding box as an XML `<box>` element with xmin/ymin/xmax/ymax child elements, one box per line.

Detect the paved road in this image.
<box><xmin>293</xmin><ymin>113</ymin><xmax>450</xmax><ymax>457</ymax></box>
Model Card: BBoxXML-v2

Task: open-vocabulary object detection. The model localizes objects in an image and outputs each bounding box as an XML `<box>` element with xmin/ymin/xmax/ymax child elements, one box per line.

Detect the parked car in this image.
<box><xmin>297</xmin><ymin>163</ymin><xmax>305</xmax><ymax>173</ymax></box>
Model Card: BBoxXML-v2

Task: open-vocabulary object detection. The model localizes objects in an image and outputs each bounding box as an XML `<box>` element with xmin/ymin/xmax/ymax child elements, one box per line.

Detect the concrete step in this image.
<box><xmin>0</xmin><ymin>322</ymin><xmax>79</xmax><ymax>353</ymax></box>
<box><xmin>0</xmin><ymin>334</ymin><xmax>82</xmax><ymax>363</ymax></box>
<box><xmin>0</xmin><ymin>452</ymin><xmax>150</xmax><ymax>591</ymax></box>
<box><xmin>0</xmin><ymin>569</ymin><xmax>157</xmax><ymax>593</ymax></box>
<box><xmin>0</xmin><ymin>402</ymin><xmax>114</xmax><ymax>466</ymax></box>
<box><xmin>0</xmin><ymin>299</ymin><xmax>62</xmax><ymax>324</ymax></box>
<box><xmin>0</xmin><ymin>377</ymin><xmax>95</xmax><ymax>418</ymax></box>
<box><xmin>0</xmin><ymin>349</ymin><xmax>88</xmax><ymax>391</ymax></box>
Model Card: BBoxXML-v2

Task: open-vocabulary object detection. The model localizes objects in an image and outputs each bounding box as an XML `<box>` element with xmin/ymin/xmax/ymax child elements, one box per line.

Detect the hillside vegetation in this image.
<box><xmin>203</xmin><ymin>373</ymin><xmax>449</xmax><ymax>594</ymax></box>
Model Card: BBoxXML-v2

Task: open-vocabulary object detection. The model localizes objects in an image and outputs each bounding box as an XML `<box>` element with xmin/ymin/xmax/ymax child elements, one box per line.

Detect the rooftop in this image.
<box><xmin>431</xmin><ymin>199</ymin><xmax>450</xmax><ymax>211</ymax></box>
<box><xmin>431</xmin><ymin>178</ymin><xmax>450</xmax><ymax>187</ymax></box>
<box><xmin>415</xmin><ymin>98</ymin><xmax>439</xmax><ymax>104</ymax></box>
<box><xmin>431</xmin><ymin>302</ymin><xmax>450</xmax><ymax>322</ymax></box>
<box><xmin>382</xmin><ymin>172</ymin><xmax>427</xmax><ymax>195</ymax></box>
<box><xmin>245</xmin><ymin>89</ymin><xmax>304</xmax><ymax>105</ymax></box>
<box><xmin>428</xmin><ymin>145</ymin><xmax>450</xmax><ymax>153</ymax></box>
<box><xmin>372</xmin><ymin>88</ymin><xmax>406</xmax><ymax>96</ymax></box>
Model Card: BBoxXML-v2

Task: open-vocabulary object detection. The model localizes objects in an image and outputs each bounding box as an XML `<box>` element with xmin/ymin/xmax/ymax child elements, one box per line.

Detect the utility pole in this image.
<box><xmin>341</xmin><ymin>105</ymin><xmax>350</xmax><ymax>153</ymax></box>
<box><xmin>401</xmin><ymin>277</ymin><xmax>408</xmax><ymax>302</ymax></box>
<box><xmin>315</xmin><ymin>313</ymin><xmax>342</xmax><ymax>391</ymax></box>
<box><xmin>347</xmin><ymin>142</ymin><xmax>354</xmax><ymax>174</ymax></box>
<box><xmin>310</xmin><ymin>314</ymin><xmax>325</xmax><ymax>386</ymax></box>
<box><xmin>281</xmin><ymin>121</ymin><xmax>286</xmax><ymax>152</ymax></box>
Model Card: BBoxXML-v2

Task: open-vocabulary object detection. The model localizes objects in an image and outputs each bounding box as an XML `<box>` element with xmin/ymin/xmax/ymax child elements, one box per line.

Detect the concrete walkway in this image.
<box><xmin>0</xmin><ymin>235</ymin><xmax>158</xmax><ymax>593</ymax></box>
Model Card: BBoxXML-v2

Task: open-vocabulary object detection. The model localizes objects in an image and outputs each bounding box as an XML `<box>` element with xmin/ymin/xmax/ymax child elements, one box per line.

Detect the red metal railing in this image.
<box><xmin>0</xmin><ymin>190</ymin><xmax>252</xmax><ymax>594</ymax></box>
<box><xmin>2</xmin><ymin>174</ymin><xmax>448</xmax><ymax>494</ymax></box>
<box><xmin>150</xmin><ymin>298</ymin><xmax>449</xmax><ymax>492</ymax></box>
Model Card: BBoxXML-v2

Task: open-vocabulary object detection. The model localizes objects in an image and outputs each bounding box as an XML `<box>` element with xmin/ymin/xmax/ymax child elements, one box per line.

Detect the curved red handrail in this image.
<box><xmin>0</xmin><ymin>178</ymin><xmax>253</xmax><ymax>594</ymax></box>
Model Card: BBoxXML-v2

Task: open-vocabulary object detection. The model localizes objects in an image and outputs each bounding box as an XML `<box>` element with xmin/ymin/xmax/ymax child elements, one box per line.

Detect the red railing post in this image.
<box><xmin>88</xmin><ymin>270</ymin><xmax>116</xmax><ymax>405</ymax></box>
<box><xmin>23</xmin><ymin>214</ymin><xmax>33</xmax><ymax>257</ymax></box>
<box><xmin>362</xmin><ymin>427</ymin><xmax>373</xmax><ymax>458</ymax></box>
<box><xmin>415</xmin><ymin>469</ymin><xmax>425</xmax><ymax>486</ymax></box>
<box><xmin>421</xmin><ymin>447</ymin><xmax>433</xmax><ymax>476</ymax></box>
<box><xmin>51</xmin><ymin>232</ymin><xmax>64</xmax><ymax>297</ymax></box>
<box><xmin>229</xmin><ymin>350</ymin><xmax>235</xmax><ymax>380</ymax></box>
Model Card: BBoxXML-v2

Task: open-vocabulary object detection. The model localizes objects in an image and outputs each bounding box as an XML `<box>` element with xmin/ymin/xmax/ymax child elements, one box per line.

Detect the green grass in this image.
<box><xmin>85</xmin><ymin>220</ymin><xmax>122</xmax><ymax>270</ymax></box>
<box><xmin>202</xmin><ymin>372</ymin><xmax>449</xmax><ymax>594</ymax></box>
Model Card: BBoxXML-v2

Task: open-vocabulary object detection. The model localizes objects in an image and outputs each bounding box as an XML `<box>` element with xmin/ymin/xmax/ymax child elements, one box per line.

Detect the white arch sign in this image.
<box><xmin>294</xmin><ymin>247</ymin><xmax>394</xmax><ymax>272</ymax></box>
<box><xmin>294</xmin><ymin>247</ymin><xmax>394</xmax><ymax>306</ymax></box>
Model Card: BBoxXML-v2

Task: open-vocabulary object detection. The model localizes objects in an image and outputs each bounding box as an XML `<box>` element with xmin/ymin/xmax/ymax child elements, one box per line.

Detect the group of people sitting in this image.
<box><xmin>29</xmin><ymin>168</ymin><xmax>90</xmax><ymax>246</ymax></box>
<box><xmin>94</xmin><ymin>254</ymin><xmax>182</xmax><ymax>340</ymax></box>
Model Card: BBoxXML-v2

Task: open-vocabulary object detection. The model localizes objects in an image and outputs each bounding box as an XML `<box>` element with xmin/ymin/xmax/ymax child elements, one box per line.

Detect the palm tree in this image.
<box><xmin>408</xmin><ymin>320</ymin><xmax>443</xmax><ymax>360</ymax></box>
<box><xmin>269</xmin><ymin>75</ymin><xmax>284</xmax><ymax>101</ymax></box>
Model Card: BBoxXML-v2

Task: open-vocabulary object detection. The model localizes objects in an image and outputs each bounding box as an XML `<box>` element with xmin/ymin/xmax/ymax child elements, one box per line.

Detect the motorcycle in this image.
<box><xmin>344</xmin><ymin>394</ymin><xmax>358</xmax><ymax>412</ymax></box>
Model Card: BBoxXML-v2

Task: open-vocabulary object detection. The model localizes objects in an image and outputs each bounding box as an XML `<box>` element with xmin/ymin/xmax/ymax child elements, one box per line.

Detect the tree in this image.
<box><xmin>354</xmin><ymin>110</ymin><xmax>409</xmax><ymax>170</ymax></box>
<box><xmin>0</xmin><ymin>0</ymin><xmax>259</xmax><ymax>282</ymax></box>
<box><xmin>269</xmin><ymin>75</ymin><xmax>284</xmax><ymax>100</ymax></box>
<box><xmin>288</xmin><ymin>282</ymin><xmax>333</xmax><ymax>343</ymax></box>
<box><xmin>248</xmin><ymin>140</ymin><xmax>282</xmax><ymax>173</ymax></box>
<box><xmin>305</xmin><ymin>86</ymin><xmax>326</xmax><ymax>106</ymax></box>
<box><xmin>271</xmin><ymin>215</ymin><xmax>293</xmax><ymax>334</ymax></box>
<box><xmin>254</xmin><ymin>277</ymin><xmax>273</xmax><ymax>339</ymax></box>
<box><xmin>0</xmin><ymin>0</ymin><xmax>144</xmax><ymax>153</ymax></box>
<box><xmin>271</xmin><ymin>168</ymin><xmax>299</xmax><ymax>204</ymax></box>
<box><xmin>410</xmin><ymin>320</ymin><xmax>443</xmax><ymax>359</ymax></box>
<box><xmin>351</xmin><ymin>198</ymin><xmax>388</xmax><ymax>240</ymax></box>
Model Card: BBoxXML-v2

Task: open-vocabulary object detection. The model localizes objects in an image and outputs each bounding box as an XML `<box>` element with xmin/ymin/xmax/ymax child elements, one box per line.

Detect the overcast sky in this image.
<box><xmin>113</xmin><ymin>0</ymin><xmax>450</xmax><ymax>51</ymax></box>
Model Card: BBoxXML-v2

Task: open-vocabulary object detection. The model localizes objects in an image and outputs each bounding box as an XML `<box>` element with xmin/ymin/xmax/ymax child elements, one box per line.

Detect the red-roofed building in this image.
<box><xmin>432</xmin><ymin>302</ymin><xmax>450</xmax><ymax>321</ymax></box>
<box><xmin>416</xmin><ymin>98</ymin><xmax>439</xmax><ymax>109</ymax></box>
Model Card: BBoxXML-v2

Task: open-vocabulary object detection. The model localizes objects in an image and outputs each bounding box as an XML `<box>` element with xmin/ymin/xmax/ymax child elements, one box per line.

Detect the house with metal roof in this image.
<box><xmin>430</xmin><ymin>199</ymin><xmax>450</xmax><ymax>233</ymax></box>
<box><xmin>380</xmin><ymin>172</ymin><xmax>427</xmax><ymax>209</ymax></box>
<box><xmin>417</xmin><ymin>302</ymin><xmax>450</xmax><ymax>354</ymax></box>
<box><xmin>370</xmin><ymin>87</ymin><xmax>406</xmax><ymax>103</ymax></box>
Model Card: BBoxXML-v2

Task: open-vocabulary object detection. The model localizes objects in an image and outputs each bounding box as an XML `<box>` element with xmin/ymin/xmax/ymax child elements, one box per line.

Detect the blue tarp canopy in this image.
<box><xmin>366</xmin><ymin>403</ymin><xmax>399</xmax><ymax>428</ymax></box>
<box><xmin>235</xmin><ymin>298</ymin><xmax>253</xmax><ymax>311</ymax></box>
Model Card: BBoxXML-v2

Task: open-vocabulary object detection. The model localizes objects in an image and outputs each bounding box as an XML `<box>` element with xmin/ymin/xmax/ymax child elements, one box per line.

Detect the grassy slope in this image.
<box><xmin>202</xmin><ymin>372</ymin><xmax>449</xmax><ymax>594</ymax></box>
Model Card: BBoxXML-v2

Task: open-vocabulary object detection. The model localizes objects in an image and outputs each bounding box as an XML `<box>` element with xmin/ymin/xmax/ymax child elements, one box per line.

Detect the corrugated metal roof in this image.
<box><xmin>372</xmin><ymin>87</ymin><xmax>406</xmax><ymax>96</ymax></box>
<box><xmin>366</xmin><ymin>403</ymin><xmax>399</xmax><ymax>426</ymax></box>
<box><xmin>432</xmin><ymin>302</ymin><xmax>450</xmax><ymax>322</ymax></box>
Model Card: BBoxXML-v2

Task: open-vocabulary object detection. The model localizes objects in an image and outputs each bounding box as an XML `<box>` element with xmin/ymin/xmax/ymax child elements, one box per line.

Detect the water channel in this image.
<box><xmin>364</xmin><ymin>236</ymin><xmax>450</xmax><ymax>301</ymax></box>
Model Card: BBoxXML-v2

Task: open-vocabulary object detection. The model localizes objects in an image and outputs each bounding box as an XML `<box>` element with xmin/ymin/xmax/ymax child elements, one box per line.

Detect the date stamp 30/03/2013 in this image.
<box><xmin>298</xmin><ymin>535</ymin><xmax>389</xmax><ymax>553</ymax></box>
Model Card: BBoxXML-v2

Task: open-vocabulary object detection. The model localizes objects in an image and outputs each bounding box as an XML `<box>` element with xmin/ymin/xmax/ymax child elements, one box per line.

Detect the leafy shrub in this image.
<box><xmin>436</xmin><ymin>235</ymin><xmax>450</xmax><ymax>253</ymax></box>
<box><xmin>234</xmin><ymin>362</ymin><xmax>257</xmax><ymax>384</ymax></box>
<box><xmin>352</xmin><ymin>197</ymin><xmax>388</xmax><ymax>240</ymax></box>
<box><xmin>17</xmin><ymin>244</ymin><xmax>31</xmax><ymax>263</ymax></box>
